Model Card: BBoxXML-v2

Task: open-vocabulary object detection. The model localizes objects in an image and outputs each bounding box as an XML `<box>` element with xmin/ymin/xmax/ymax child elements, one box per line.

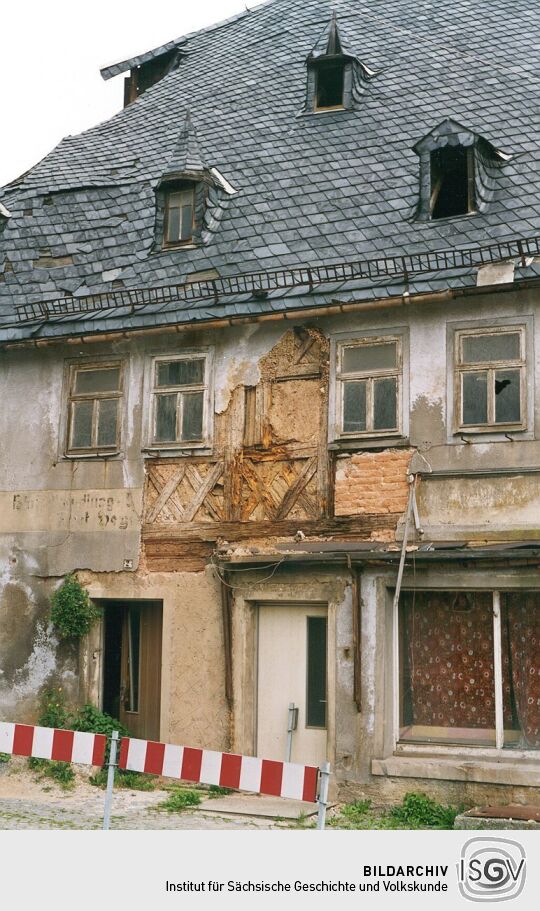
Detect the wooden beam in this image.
<box><xmin>275</xmin><ymin>456</ymin><xmax>318</xmax><ymax>520</ymax></box>
<box><xmin>143</xmin><ymin>514</ymin><xmax>402</xmax><ymax>543</ymax></box>
<box><xmin>146</xmin><ymin>466</ymin><xmax>186</xmax><ymax>523</ymax></box>
<box><xmin>182</xmin><ymin>462</ymin><xmax>224</xmax><ymax>523</ymax></box>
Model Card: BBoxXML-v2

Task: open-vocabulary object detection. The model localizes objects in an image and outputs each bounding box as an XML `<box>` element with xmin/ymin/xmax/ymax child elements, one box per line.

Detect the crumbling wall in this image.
<box><xmin>334</xmin><ymin>449</ymin><xmax>412</xmax><ymax>517</ymax></box>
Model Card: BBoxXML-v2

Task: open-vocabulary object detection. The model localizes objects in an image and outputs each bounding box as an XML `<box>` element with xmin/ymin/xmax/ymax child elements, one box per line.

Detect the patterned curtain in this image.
<box><xmin>504</xmin><ymin>593</ymin><xmax>540</xmax><ymax>748</ymax></box>
<box><xmin>403</xmin><ymin>591</ymin><xmax>514</xmax><ymax>733</ymax></box>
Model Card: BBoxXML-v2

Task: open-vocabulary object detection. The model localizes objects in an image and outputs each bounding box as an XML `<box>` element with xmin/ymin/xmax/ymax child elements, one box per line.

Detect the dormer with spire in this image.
<box><xmin>305</xmin><ymin>11</ymin><xmax>377</xmax><ymax>113</ymax></box>
<box><xmin>155</xmin><ymin>112</ymin><xmax>237</xmax><ymax>249</ymax></box>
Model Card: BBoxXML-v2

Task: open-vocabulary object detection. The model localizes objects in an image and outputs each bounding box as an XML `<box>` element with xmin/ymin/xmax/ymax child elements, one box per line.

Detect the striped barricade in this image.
<box><xmin>119</xmin><ymin>737</ymin><xmax>319</xmax><ymax>803</ymax></box>
<box><xmin>0</xmin><ymin>721</ymin><xmax>106</xmax><ymax>767</ymax></box>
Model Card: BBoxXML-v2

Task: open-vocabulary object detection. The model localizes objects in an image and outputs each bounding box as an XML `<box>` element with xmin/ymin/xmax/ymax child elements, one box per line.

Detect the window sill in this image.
<box><xmin>372</xmin><ymin>753</ymin><xmax>540</xmax><ymax>788</ymax></box>
<box><xmin>62</xmin><ymin>451</ymin><xmax>121</xmax><ymax>461</ymax></box>
<box><xmin>142</xmin><ymin>445</ymin><xmax>213</xmax><ymax>458</ymax></box>
<box><xmin>329</xmin><ymin>436</ymin><xmax>410</xmax><ymax>452</ymax></box>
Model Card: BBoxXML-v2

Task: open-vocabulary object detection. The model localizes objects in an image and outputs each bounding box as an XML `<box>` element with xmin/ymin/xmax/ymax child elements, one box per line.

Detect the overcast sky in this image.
<box><xmin>0</xmin><ymin>0</ymin><xmax>253</xmax><ymax>188</ymax></box>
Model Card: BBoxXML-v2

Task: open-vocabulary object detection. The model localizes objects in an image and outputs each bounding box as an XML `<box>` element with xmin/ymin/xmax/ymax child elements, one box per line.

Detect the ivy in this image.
<box><xmin>50</xmin><ymin>575</ymin><xmax>101</xmax><ymax>639</ymax></box>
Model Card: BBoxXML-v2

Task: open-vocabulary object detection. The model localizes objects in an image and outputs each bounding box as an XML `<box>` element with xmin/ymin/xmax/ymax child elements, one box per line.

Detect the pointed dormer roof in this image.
<box><xmin>309</xmin><ymin>12</ymin><xmax>348</xmax><ymax>60</ymax></box>
<box><xmin>160</xmin><ymin>111</ymin><xmax>205</xmax><ymax>182</ymax></box>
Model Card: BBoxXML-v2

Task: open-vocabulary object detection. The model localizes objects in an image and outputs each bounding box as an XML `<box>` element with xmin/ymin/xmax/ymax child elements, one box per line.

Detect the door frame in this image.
<box><xmin>231</xmin><ymin>589</ymin><xmax>336</xmax><ymax>765</ymax></box>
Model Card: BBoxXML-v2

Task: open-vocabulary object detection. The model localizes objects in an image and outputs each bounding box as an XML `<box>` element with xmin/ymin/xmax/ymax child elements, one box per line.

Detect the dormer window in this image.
<box><xmin>164</xmin><ymin>182</ymin><xmax>196</xmax><ymax>246</ymax></box>
<box><xmin>314</xmin><ymin>58</ymin><xmax>345</xmax><ymax>110</ymax></box>
<box><xmin>414</xmin><ymin>119</ymin><xmax>510</xmax><ymax>223</ymax></box>
<box><xmin>430</xmin><ymin>146</ymin><xmax>475</xmax><ymax>219</ymax></box>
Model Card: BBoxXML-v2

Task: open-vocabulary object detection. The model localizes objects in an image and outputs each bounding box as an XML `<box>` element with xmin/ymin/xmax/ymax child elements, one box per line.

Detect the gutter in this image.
<box><xmin>3</xmin><ymin>277</ymin><xmax>539</xmax><ymax>351</ymax></box>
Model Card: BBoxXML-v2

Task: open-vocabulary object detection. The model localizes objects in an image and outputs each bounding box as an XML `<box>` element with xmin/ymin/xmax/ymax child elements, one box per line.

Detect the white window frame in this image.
<box><xmin>63</xmin><ymin>359</ymin><xmax>124</xmax><ymax>458</ymax></box>
<box><xmin>454</xmin><ymin>324</ymin><xmax>527</xmax><ymax>433</ymax></box>
<box><xmin>329</xmin><ymin>329</ymin><xmax>408</xmax><ymax>442</ymax></box>
<box><xmin>392</xmin><ymin>587</ymin><xmax>540</xmax><ymax>759</ymax></box>
<box><xmin>145</xmin><ymin>349</ymin><xmax>214</xmax><ymax>453</ymax></box>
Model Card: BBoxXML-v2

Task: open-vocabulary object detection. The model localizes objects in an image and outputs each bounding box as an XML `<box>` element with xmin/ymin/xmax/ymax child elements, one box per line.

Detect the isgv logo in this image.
<box><xmin>458</xmin><ymin>838</ymin><xmax>526</xmax><ymax>902</ymax></box>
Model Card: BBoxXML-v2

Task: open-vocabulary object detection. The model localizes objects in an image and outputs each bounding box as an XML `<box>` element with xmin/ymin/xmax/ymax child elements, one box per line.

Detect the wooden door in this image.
<box><xmin>103</xmin><ymin>601</ymin><xmax>162</xmax><ymax>741</ymax></box>
<box><xmin>257</xmin><ymin>603</ymin><xmax>328</xmax><ymax>766</ymax></box>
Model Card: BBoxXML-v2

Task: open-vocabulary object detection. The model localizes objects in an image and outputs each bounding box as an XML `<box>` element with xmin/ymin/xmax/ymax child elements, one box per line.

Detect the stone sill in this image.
<box><xmin>372</xmin><ymin>756</ymin><xmax>540</xmax><ymax>788</ymax></box>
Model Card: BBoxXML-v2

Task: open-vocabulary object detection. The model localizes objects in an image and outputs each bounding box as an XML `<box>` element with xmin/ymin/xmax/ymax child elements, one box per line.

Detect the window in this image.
<box><xmin>306</xmin><ymin>616</ymin><xmax>327</xmax><ymax>728</ymax></box>
<box><xmin>314</xmin><ymin>59</ymin><xmax>345</xmax><ymax>110</ymax></box>
<box><xmin>335</xmin><ymin>337</ymin><xmax>401</xmax><ymax>438</ymax></box>
<box><xmin>67</xmin><ymin>363</ymin><xmax>123</xmax><ymax>454</ymax></box>
<box><xmin>430</xmin><ymin>146</ymin><xmax>475</xmax><ymax>219</ymax></box>
<box><xmin>455</xmin><ymin>327</ymin><xmax>526</xmax><ymax>431</ymax></box>
<box><xmin>163</xmin><ymin>183</ymin><xmax>196</xmax><ymax>246</ymax></box>
<box><xmin>399</xmin><ymin>590</ymin><xmax>540</xmax><ymax>751</ymax></box>
<box><xmin>150</xmin><ymin>354</ymin><xmax>211</xmax><ymax>448</ymax></box>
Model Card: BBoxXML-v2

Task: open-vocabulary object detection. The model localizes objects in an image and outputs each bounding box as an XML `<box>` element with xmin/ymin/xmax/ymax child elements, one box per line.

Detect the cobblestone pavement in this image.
<box><xmin>0</xmin><ymin>796</ymin><xmax>276</xmax><ymax>829</ymax></box>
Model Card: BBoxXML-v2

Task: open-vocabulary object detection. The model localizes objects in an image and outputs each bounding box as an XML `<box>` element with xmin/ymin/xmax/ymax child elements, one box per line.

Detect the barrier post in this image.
<box><xmin>102</xmin><ymin>730</ymin><xmax>119</xmax><ymax>831</ymax></box>
<box><xmin>316</xmin><ymin>761</ymin><xmax>330</xmax><ymax>830</ymax></box>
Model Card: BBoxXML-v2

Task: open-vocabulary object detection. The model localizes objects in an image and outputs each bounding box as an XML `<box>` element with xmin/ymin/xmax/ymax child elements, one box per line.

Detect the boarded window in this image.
<box><xmin>430</xmin><ymin>146</ymin><xmax>475</xmax><ymax>219</ymax></box>
<box><xmin>336</xmin><ymin>338</ymin><xmax>401</xmax><ymax>437</ymax></box>
<box><xmin>67</xmin><ymin>363</ymin><xmax>123</xmax><ymax>453</ymax></box>
<box><xmin>151</xmin><ymin>355</ymin><xmax>209</xmax><ymax>446</ymax></box>
<box><xmin>456</xmin><ymin>328</ymin><xmax>525</xmax><ymax>431</ymax></box>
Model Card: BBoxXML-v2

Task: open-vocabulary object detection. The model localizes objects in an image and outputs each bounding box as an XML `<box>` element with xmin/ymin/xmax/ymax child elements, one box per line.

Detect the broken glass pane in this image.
<box><xmin>155</xmin><ymin>393</ymin><xmax>178</xmax><ymax>442</ymax></box>
<box><xmin>373</xmin><ymin>377</ymin><xmax>397</xmax><ymax>430</ymax></box>
<box><xmin>462</xmin><ymin>371</ymin><xmax>488</xmax><ymax>424</ymax></box>
<box><xmin>495</xmin><ymin>369</ymin><xmax>521</xmax><ymax>423</ymax></box>
<box><xmin>462</xmin><ymin>333</ymin><xmax>520</xmax><ymax>364</ymax></box>
<box><xmin>71</xmin><ymin>400</ymin><xmax>93</xmax><ymax>448</ymax></box>
<box><xmin>181</xmin><ymin>392</ymin><xmax>204</xmax><ymax>441</ymax></box>
<box><xmin>343</xmin><ymin>381</ymin><xmax>367</xmax><ymax>432</ymax></box>
<box><xmin>97</xmin><ymin>398</ymin><xmax>118</xmax><ymax>447</ymax></box>
<box><xmin>157</xmin><ymin>359</ymin><xmax>205</xmax><ymax>387</ymax></box>
<box><xmin>342</xmin><ymin>343</ymin><xmax>397</xmax><ymax>374</ymax></box>
<box><xmin>75</xmin><ymin>367</ymin><xmax>120</xmax><ymax>394</ymax></box>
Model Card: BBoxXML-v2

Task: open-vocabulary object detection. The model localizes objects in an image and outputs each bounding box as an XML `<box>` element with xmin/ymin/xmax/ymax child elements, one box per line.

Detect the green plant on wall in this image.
<box><xmin>50</xmin><ymin>575</ymin><xmax>101</xmax><ymax>639</ymax></box>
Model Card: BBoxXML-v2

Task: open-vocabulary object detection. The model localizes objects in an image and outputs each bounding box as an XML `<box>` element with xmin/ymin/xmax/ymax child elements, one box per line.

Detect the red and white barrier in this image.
<box><xmin>0</xmin><ymin>722</ymin><xmax>106</xmax><ymax>767</ymax></box>
<box><xmin>119</xmin><ymin>738</ymin><xmax>319</xmax><ymax>803</ymax></box>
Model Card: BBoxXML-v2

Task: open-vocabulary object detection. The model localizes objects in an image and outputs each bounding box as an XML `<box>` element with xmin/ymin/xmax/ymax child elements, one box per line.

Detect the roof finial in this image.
<box><xmin>160</xmin><ymin>109</ymin><xmax>205</xmax><ymax>181</ymax></box>
<box><xmin>326</xmin><ymin>10</ymin><xmax>342</xmax><ymax>56</ymax></box>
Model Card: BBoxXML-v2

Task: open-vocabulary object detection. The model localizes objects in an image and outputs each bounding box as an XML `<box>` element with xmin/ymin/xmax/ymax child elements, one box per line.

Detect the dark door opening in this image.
<box><xmin>101</xmin><ymin>600</ymin><xmax>163</xmax><ymax>741</ymax></box>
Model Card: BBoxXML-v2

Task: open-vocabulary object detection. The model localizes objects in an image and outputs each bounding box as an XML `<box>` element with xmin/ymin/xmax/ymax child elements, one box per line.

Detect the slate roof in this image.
<box><xmin>1</xmin><ymin>0</ymin><xmax>540</xmax><ymax>342</ymax></box>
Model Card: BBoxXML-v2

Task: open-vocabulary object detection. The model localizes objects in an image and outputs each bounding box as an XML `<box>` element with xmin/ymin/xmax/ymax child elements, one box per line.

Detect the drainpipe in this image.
<box><xmin>392</xmin><ymin>473</ymin><xmax>420</xmax><ymax>746</ymax></box>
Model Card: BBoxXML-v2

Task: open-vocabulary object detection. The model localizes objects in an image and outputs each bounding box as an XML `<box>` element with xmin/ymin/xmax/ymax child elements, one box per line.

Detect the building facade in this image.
<box><xmin>1</xmin><ymin>0</ymin><xmax>540</xmax><ymax>804</ymax></box>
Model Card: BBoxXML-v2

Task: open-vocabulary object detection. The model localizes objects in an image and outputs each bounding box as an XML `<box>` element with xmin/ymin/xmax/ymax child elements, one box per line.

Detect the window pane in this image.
<box><xmin>181</xmin><ymin>391</ymin><xmax>204</xmax><ymax>441</ymax></box>
<box><xmin>166</xmin><ymin>205</ymin><xmax>180</xmax><ymax>243</ymax></box>
<box><xmin>316</xmin><ymin>60</ymin><xmax>344</xmax><ymax>108</ymax></box>
<box><xmin>157</xmin><ymin>359</ymin><xmax>205</xmax><ymax>387</ymax></box>
<box><xmin>462</xmin><ymin>332</ymin><xmax>521</xmax><ymax>364</ymax></box>
<box><xmin>462</xmin><ymin>371</ymin><xmax>488</xmax><ymax>425</ymax></box>
<box><xmin>155</xmin><ymin>393</ymin><xmax>178</xmax><ymax>442</ymax></box>
<box><xmin>180</xmin><ymin>200</ymin><xmax>194</xmax><ymax>241</ymax></box>
<box><xmin>75</xmin><ymin>367</ymin><xmax>120</xmax><ymax>394</ymax></box>
<box><xmin>373</xmin><ymin>376</ymin><xmax>398</xmax><ymax>431</ymax></box>
<box><xmin>306</xmin><ymin>617</ymin><xmax>327</xmax><ymax>728</ymax></box>
<box><xmin>71</xmin><ymin>400</ymin><xmax>93</xmax><ymax>448</ymax></box>
<box><xmin>495</xmin><ymin>369</ymin><xmax>521</xmax><ymax>423</ymax></box>
<box><xmin>342</xmin><ymin>342</ymin><xmax>397</xmax><ymax>374</ymax></box>
<box><xmin>400</xmin><ymin>591</ymin><xmax>496</xmax><ymax>746</ymax></box>
<box><xmin>97</xmin><ymin>398</ymin><xmax>118</xmax><ymax>447</ymax></box>
<box><xmin>343</xmin><ymin>381</ymin><xmax>366</xmax><ymax>433</ymax></box>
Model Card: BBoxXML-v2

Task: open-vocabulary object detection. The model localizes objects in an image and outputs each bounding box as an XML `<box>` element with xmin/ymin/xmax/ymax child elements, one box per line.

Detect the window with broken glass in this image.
<box><xmin>399</xmin><ymin>590</ymin><xmax>540</xmax><ymax>751</ymax></box>
<box><xmin>67</xmin><ymin>363</ymin><xmax>123</xmax><ymax>454</ymax></box>
<box><xmin>455</xmin><ymin>327</ymin><xmax>526</xmax><ymax>432</ymax></box>
<box><xmin>163</xmin><ymin>183</ymin><xmax>196</xmax><ymax>246</ymax></box>
<box><xmin>151</xmin><ymin>354</ymin><xmax>209</xmax><ymax>448</ymax></box>
<box><xmin>335</xmin><ymin>337</ymin><xmax>401</xmax><ymax>438</ymax></box>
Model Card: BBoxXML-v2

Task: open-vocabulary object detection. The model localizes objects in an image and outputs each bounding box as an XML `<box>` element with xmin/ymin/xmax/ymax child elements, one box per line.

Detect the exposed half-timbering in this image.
<box><xmin>2</xmin><ymin>0</ymin><xmax>540</xmax><ymax>806</ymax></box>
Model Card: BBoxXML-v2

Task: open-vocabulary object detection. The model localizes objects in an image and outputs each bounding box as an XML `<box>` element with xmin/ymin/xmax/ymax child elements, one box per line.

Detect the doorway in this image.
<box><xmin>101</xmin><ymin>600</ymin><xmax>163</xmax><ymax>741</ymax></box>
<box><xmin>256</xmin><ymin>603</ymin><xmax>328</xmax><ymax>766</ymax></box>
